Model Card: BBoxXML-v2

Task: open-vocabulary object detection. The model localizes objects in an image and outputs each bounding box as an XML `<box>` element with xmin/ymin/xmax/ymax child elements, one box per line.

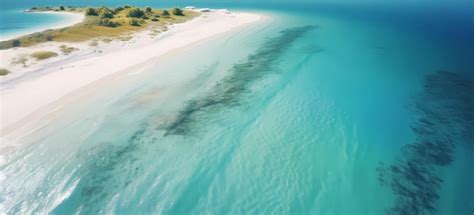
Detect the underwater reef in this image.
<box><xmin>378</xmin><ymin>71</ymin><xmax>474</xmax><ymax>215</ymax></box>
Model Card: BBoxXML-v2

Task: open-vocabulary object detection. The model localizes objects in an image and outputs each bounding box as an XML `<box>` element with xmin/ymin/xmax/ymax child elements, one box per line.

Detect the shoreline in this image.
<box><xmin>0</xmin><ymin>11</ymin><xmax>85</xmax><ymax>42</ymax></box>
<box><xmin>0</xmin><ymin>10</ymin><xmax>266</xmax><ymax>139</ymax></box>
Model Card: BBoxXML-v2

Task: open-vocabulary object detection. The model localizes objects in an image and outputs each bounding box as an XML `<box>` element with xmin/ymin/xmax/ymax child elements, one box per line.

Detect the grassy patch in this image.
<box><xmin>89</xmin><ymin>41</ymin><xmax>99</xmax><ymax>47</ymax></box>
<box><xmin>0</xmin><ymin>6</ymin><xmax>200</xmax><ymax>50</ymax></box>
<box><xmin>102</xmin><ymin>38</ymin><xmax>113</xmax><ymax>43</ymax></box>
<box><xmin>0</xmin><ymin>68</ymin><xmax>9</xmax><ymax>76</ymax></box>
<box><xmin>30</xmin><ymin>51</ymin><xmax>58</xmax><ymax>60</ymax></box>
<box><xmin>119</xmin><ymin>35</ymin><xmax>133</xmax><ymax>41</ymax></box>
<box><xmin>12</xmin><ymin>54</ymin><xmax>29</xmax><ymax>67</ymax></box>
<box><xmin>149</xmin><ymin>28</ymin><xmax>161</xmax><ymax>37</ymax></box>
<box><xmin>59</xmin><ymin>45</ymin><xmax>79</xmax><ymax>55</ymax></box>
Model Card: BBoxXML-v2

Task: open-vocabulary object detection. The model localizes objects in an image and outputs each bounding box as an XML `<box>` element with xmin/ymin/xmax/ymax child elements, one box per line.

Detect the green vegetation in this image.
<box><xmin>114</xmin><ymin>7</ymin><xmax>124</xmax><ymax>13</ymax></box>
<box><xmin>119</xmin><ymin>35</ymin><xmax>133</xmax><ymax>41</ymax></box>
<box><xmin>59</xmin><ymin>6</ymin><xmax>65</xmax><ymax>10</ymax></box>
<box><xmin>0</xmin><ymin>68</ymin><xmax>10</xmax><ymax>76</ymax></box>
<box><xmin>30</xmin><ymin>51</ymin><xmax>58</xmax><ymax>60</ymax></box>
<box><xmin>102</xmin><ymin>38</ymin><xmax>113</xmax><ymax>43</ymax></box>
<box><xmin>98</xmin><ymin>18</ymin><xmax>119</xmax><ymax>27</ymax></box>
<box><xmin>0</xmin><ymin>6</ymin><xmax>199</xmax><ymax>50</ymax></box>
<box><xmin>85</xmin><ymin>7</ymin><xmax>97</xmax><ymax>16</ymax></box>
<box><xmin>172</xmin><ymin>8</ymin><xmax>184</xmax><ymax>16</ymax></box>
<box><xmin>12</xmin><ymin>54</ymin><xmax>28</xmax><ymax>67</ymax></box>
<box><xmin>12</xmin><ymin>40</ymin><xmax>21</xmax><ymax>47</ymax></box>
<box><xmin>99</xmin><ymin>10</ymin><xmax>114</xmax><ymax>19</ymax></box>
<box><xmin>89</xmin><ymin>41</ymin><xmax>99</xmax><ymax>46</ymax></box>
<box><xmin>127</xmin><ymin>8</ymin><xmax>145</xmax><ymax>18</ymax></box>
<box><xmin>97</xmin><ymin>7</ymin><xmax>115</xmax><ymax>18</ymax></box>
<box><xmin>129</xmin><ymin>18</ymin><xmax>140</xmax><ymax>26</ymax></box>
<box><xmin>149</xmin><ymin>28</ymin><xmax>160</xmax><ymax>37</ymax></box>
<box><xmin>59</xmin><ymin>45</ymin><xmax>79</xmax><ymax>55</ymax></box>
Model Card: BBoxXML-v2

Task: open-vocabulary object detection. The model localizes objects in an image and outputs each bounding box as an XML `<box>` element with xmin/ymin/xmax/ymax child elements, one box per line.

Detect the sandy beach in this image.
<box><xmin>0</xmin><ymin>10</ymin><xmax>263</xmax><ymax>138</ymax></box>
<box><xmin>1</xmin><ymin>2</ymin><xmax>472</xmax><ymax>214</ymax></box>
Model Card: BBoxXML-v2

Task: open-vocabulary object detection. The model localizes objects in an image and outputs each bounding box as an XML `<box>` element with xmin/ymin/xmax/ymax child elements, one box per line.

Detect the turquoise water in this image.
<box><xmin>0</xmin><ymin>7</ymin><xmax>77</xmax><ymax>40</ymax></box>
<box><xmin>1</xmin><ymin>1</ymin><xmax>473</xmax><ymax>214</ymax></box>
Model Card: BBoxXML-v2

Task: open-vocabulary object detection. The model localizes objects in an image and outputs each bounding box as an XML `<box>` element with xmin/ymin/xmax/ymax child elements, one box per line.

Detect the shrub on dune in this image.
<box><xmin>114</xmin><ymin>7</ymin><xmax>124</xmax><ymax>13</ymax></box>
<box><xmin>129</xmin><ymin>18</ymin><xmax>140</xmax><ymax>26</ymax></box>
<box><xmin>172</xmin><ymin>8</ymin><xmax>184</xmax><ymax>16</ymax></box>
<box><xmin>30</xmin><ymin>51</ymin><xmax>58</xmax><ymax>60</ymax></box>
<box><xmin>89</xmin><ymin>41</ymin><xmax>99</xmax><ymax>47</ymax></box>
<box><xmin>96</xmin><ymin>6</ymin><xmax>113</xmax><ymax>15</ymax></box>
<box><xmin>85</xmin><ymin>7</ymin><xmax>97</xmax><ymax>16</ymax></box>
<box><xmin>0</xmin><ymin>68</ymin><xmax>9</xmax><ymax>76</ymax></box>
<box><xmin>127</xmin><ymin>8</ymin><xmax>145</xmax><ymax>18</ymax></box>
<box><xmin>12</xmin><ymin>40</ymin><xmax>21</xmax><ymax>47</ymax></box>
<box><xmin>98</xmin><ymin>18</ymin><xmax>118</xmax><ymax>27</ymax></box>
<box><xmin>99</xmin><ymin>11</ymin><xmax>114</xmax><ymax>19</ymax></box>
<box><xmin>59</xmin><ymin>45</ymin><xmax>79</xmax><ymax>55</ymax></box>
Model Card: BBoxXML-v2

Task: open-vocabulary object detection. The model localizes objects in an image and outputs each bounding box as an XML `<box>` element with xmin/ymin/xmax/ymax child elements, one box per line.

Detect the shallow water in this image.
<box><xmin>1</xmin><ymin>1</ymin><xmax>473</xmax><ymax>214</ymax></box>
<box><xmin>0</xmin><ymin>8</ymin><xmax>79</xmax><ymax>41</ymax></box>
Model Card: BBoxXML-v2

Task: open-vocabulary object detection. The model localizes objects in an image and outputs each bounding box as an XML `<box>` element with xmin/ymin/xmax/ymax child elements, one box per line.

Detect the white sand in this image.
<box><xmin>0</xmin><ymin>10</ymin><xmax>263</xmax><ymax>136</ymax></box>
<box><xmin>0</xmin><ymin>11</ymin><xmax>85</xmax><ymax>42</ymax></box>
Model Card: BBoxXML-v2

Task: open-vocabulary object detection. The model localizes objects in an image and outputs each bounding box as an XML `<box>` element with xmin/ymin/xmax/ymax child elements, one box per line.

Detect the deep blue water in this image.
<box><xmin>0</xmin><ymin>0</ymin><xmax>473</xmax><ymax>214</ymax></box>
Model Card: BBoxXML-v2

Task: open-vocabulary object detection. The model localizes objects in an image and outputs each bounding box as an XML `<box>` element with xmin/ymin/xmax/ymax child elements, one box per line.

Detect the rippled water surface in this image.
<box><xmin>1</xmin><ymin>1</ymin><xmax>473</xmax><ymax>214</ymax></box>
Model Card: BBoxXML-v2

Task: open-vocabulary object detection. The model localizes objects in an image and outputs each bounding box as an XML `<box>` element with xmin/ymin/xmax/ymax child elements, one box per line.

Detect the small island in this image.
<box><xmin>0</xmin><ymin>6</ymin><xmax>261</xmax><ymax>131</ymax></box>
<box><xmin>0</xmin><ymin>5</ymin><xmax>200</xmax><ymax>50</ymax></box>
